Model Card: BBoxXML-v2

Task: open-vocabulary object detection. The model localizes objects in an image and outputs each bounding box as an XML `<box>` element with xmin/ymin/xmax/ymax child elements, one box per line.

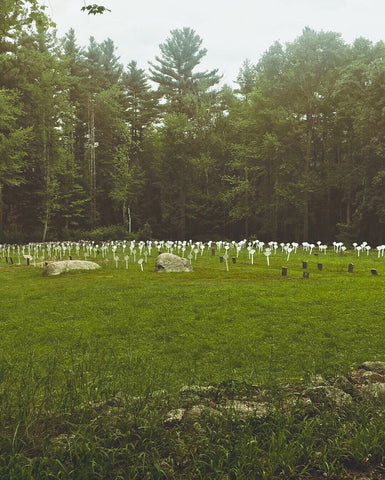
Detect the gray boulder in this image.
<box><xmin>155</xmin><ymin>253</ymin><xmax>193</xmax><ymax>273</ymax></box>
<box><xmin>42</xmin><ymin>260</ymin><xmax>101</xmax><ymax>276</ymax></box>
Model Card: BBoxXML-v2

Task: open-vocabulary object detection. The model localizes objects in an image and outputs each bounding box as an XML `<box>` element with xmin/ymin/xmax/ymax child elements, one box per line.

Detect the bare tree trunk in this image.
<box><xmin>346</xmin><ymin>200</ymin><xmax>351</xmax><ymax>226</ymax></box>
<box><xmin>245</xmin><ymin>166</ymin><xmax>249</xmax><ymax>237</ymax></box>
<box><xmin>0</xmin><ymin>184</ymin><xmax>3</xmax><ymax>236</ymax></box>
<box><xmin>88</xmin><ymin>94</ymin><xmax>96</xmax><ymax>228</ymax></box>
<box><xmin>42</xmin><ymin>111</ymin><xmax>50</xmax><ymax>243</ymax></box>
<box><xmin>303</xmin><ymin>118</ymin><xmax>312</xmax><ymax>241</ymax></box>
<box><xmin>42</xmin><ymin>204</ymin><xmax>49</xmax><ymax>243</ymax></box>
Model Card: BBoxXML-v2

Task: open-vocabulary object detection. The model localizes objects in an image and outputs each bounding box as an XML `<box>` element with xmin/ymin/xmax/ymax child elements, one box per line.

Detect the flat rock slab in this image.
<box><xmin>155</xmin><ymin>253</ymin><xmax>193</xmax><ymax>273</ymax></box>
<box><xmin>42</xmin><ymin>260</ymin><xmax>101</xmax><ymax>276</ymax></box>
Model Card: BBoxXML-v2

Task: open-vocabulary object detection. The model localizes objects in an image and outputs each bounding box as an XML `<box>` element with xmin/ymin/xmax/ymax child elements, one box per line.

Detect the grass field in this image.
<box><xmin>1</xmin><ymin>244</ymin><xmax>385</xmax><ymax>479</ymax></box>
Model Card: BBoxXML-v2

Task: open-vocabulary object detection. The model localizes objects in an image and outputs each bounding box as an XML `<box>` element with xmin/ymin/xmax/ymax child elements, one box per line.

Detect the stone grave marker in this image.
<box><xmin>223</xmin><ymin>252</ymin><xmax>229</xmax><ymax>271</ymax></box>
<box><xmin>264</xmin><ymin>248</ymin><xmax>271</xmax><ymax>266</ymax></box>
<box><xmin>286</xmin><ymin>247</ymin><xmax>293</xmax><ymax>261</ymax></box>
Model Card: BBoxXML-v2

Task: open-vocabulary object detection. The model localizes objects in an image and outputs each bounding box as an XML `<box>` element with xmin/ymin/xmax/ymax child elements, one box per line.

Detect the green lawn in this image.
<box><xmin>1</xmin><ymin>246</ymin><xmax>384</xmax><ymax>395</ymax></box>
<box><xmin>1</xmin><ymin>245</ymin><xmax>385</xmax><ymax>478</ymax></box>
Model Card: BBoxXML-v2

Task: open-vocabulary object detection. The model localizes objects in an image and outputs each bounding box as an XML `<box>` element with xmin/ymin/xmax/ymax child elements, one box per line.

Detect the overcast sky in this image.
<box><xmin>40</xmin><ymin>0</ymin><xmax>385</xmax><ymax>85</ymax></box>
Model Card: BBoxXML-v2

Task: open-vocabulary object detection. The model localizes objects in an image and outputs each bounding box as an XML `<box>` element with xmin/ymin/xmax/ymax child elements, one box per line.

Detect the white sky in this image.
<box><xmin>41</xmin><ymin>0</ymin><xmax>385</xmax><ymax>85</ymax></box>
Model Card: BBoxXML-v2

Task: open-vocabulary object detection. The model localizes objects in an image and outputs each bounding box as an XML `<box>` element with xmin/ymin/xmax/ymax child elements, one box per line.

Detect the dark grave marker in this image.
<box><xmin>371</xmin><ymin>268</ymin><xmax>378</xmax><ymax>276</ymax></box>
<box><xmin>317</xmin><ymin>263</ymin><xmax>323</xmax><ymax>271</ymax></box>
<box><xmin>220</xmin><ymin>256</ymin><xmax>224</xmax><ymax>263</ymax></box>
<box><xmin>348</xmin><ymin>263</ymin><xmax>354</xmax><ymax>273</ymax></box>
<box><xmin>303</xmin><ymin>271</ymin><xmax>309</xmax><ymax>279</ymax></box>
<box><xmin>302</xmin><ymin>261</ymin><xmax>308</xmax><ymax>269</ymax></box>
<box><xmin>232</xmin><ymin>257</ymin><xmax>236</xmax><ymax>264</ymax></box>
<box><xmin>281</xmin><ymin>266</ymin><xmax>287</xmax><ymax>276</ymax></box>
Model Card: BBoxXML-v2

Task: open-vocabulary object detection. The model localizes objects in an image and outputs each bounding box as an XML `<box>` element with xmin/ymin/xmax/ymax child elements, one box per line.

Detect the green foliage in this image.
<box><xmin>81</xmin><ymin>4</ymin><xmax>111</xmax><ymax>15</ymax></box>
<box><xmin>73</xmin><ymin>224</ymin><xmax>136</xmax><ymax>241</ymax></box>
<box><xmin>0</xmin><ymin>89</ymin><xmax>31</xmax><ymax>187</ymax></box>
<box><xmin>5</xmin><ymin>7</ymin><xmax>385</xmax><ymax>242</ymax></box>
<box><xmin>149</xmin><ymin>27</ymin><xmax>221</xmax><ymax>116</ymax></box>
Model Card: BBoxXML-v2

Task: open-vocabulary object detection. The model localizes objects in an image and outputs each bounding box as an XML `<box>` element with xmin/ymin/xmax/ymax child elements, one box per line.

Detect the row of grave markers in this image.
<box><xmin>1</xmin><ymin>239</ymin><xmax>385</xmax><ymax>257</ymax></box>
<box><xmin>1</xmin><ymin>239</ymin><xmax>385</xmax><ymax>275</ymax></box>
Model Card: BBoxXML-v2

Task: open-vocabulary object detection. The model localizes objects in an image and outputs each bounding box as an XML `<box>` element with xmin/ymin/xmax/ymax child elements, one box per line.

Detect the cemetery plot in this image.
<box><xmin>1</xmin><ymin>239</ymin><xmax>384</xmax><ymax>279</ymax></box>
<box><xmin>1</xmin><ymin>238</ymin><xmax>385</xmax><ymax>480</ymax></box>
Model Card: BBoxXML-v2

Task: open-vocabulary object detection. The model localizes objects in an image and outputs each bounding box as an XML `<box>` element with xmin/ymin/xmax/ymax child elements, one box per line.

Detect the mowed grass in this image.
<box><xmin>3</xmin><ymin>246</ymin><xmax>385</xmax><ymax>479</ymax></box>
<box><xmin>0</xmin><ymin>246</ymin><xmax>384</xmax><ymax>400</ymax></box>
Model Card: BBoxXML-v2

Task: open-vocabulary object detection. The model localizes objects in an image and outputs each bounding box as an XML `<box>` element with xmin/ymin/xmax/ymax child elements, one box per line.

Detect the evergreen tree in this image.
<box><xmin>121</xmin><ymin>60</ymin><xmax>159</xmax><ymax>160</ymax></box>
<box><xmin>149</xmin><ymin>27</ymin><xmax>221</xmax><ymax>116</ymax></box>
<box><xmin>0</xmin><ymin>90</ymin><xmax>31</xmax><ymax>236</ymax></box>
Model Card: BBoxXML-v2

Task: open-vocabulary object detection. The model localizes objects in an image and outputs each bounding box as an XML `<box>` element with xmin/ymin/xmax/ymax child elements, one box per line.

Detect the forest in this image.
<box><xmin>2</xmin><ymin>0</ymin><xmax>385</xmax><ymax>244</ymax></box>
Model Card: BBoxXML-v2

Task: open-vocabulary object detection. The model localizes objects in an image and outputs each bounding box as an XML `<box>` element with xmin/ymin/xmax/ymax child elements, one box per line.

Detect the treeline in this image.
<box><xmin>2</xmin><ymin>1</ymin><xmax>385</xmax><ymax>244</ymax></box>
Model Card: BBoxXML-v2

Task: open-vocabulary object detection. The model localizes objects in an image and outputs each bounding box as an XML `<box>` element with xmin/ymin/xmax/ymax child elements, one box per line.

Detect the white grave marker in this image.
<box><xmin>264</xmin><ymin>248</ymin><xmax>271</xmax><ymax>266</ymax></box>
<box><xmin>223</xmin><ymin>252</ymin><xmax>229</xmax><ymax>271</ymax></box>
<box><xmin>138</xmin><ymin>258</ymin><xmax>144</xmax><ymax>271</ymax></box>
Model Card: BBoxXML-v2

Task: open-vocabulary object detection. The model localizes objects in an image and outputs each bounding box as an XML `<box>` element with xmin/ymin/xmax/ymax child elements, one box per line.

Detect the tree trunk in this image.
<box><xmin>244</xmin><ymin>166</ymin><xmax>249</xmax><ymax>237</ymax></box>
<box><xmin>179</xmin><ymin>186</ymin><xmax>186</xmax><ymax>240</ymax></box>
<box><xmin>303</xmin><ymin>116</ymin><xmax>312</xmax><ymax>241</ymax></box>
<box><xmin>303</xmin><ymin>201</ymin><xmax>309</xmax><ymax>241</ymax></box>
<box><xmin>88</xmin><ymin>94</ymin><xmax>96</xmax><ymax>228</ymax></box>
<box><xmin>346</xmin><ymin>200</ymin><xmax>350</xmax><ymax>226</ymax></box>
<box><xmin>42</xmin><ymin>204</ymin><xmax>49</xmax><ymax>243</ymax></box>
<box><xmin>0</xmin><ymin>184</ymin><xmax>3</xmax><ymax>235</ymax></box>
<box><xmin>42</xmin><ymin>110</ymin><xmax>50</xmax><ymax>243</ymax></box>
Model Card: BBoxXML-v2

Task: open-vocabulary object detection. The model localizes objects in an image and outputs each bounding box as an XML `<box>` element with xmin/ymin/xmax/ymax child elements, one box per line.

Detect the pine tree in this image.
<box><xmin>149</xmin><ymin>27</ymin><xmax>221</xmax><ymax>116</ymax></box>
